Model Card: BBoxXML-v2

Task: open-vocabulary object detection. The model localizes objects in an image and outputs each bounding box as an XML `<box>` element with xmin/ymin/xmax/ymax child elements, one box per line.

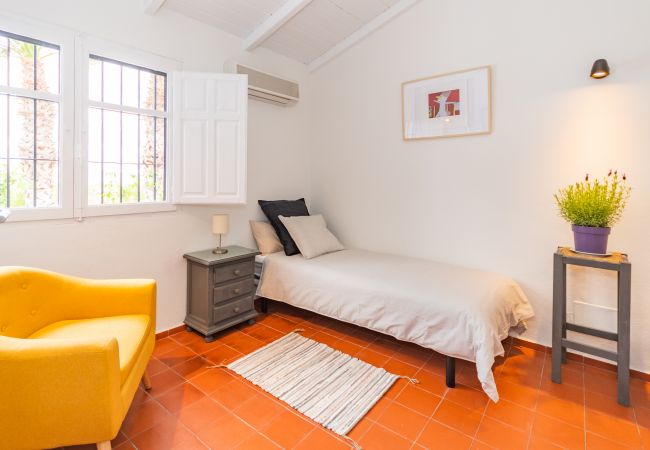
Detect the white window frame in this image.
<box><xmin>75</xmin><ymin>35</ymin><xmax>181</xmax><ymax>218</ymax></box>
<box><xmin>0</xmin><ymin>14</ymin><xmax>74</xmax><ymax>222</ymax></box>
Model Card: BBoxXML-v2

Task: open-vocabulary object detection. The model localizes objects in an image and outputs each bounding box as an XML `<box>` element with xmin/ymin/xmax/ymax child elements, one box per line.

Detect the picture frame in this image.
<box><xmin>401</xmin><ymin>66</ymin><xmax>492</xmax><ymax>140</ymax></box>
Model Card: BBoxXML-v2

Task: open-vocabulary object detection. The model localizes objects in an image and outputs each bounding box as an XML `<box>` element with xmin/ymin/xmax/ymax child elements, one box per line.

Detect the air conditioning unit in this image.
<box><xmin>225</xmin><ymin>62</ymin><xmax>299</xmax><ymax>106</ymax></box>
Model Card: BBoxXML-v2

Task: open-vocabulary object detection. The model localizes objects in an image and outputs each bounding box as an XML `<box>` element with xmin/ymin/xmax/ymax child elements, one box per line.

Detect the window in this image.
<box><xmin>0</xmin><ymin>31</ymin><xmax>61</xmax><ymax>210</ymax></box>
<box><xmin>86</xmin><ymin>55</ymin><xmax>167</xmax><ymax>206</ymax></box>
<box><xmin>0</xmin><ymin>18</ymin><xmax>247</xmax><ymax>222</ymax></box>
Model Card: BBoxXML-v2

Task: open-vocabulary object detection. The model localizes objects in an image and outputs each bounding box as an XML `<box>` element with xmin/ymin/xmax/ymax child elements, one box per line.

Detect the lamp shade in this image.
<box><xmin>212</xmin><ymin>214</ymin><xmax>229</xmax><ymax>234</ymax></box>
<box><xmin>590</xmin><ymin>59</ymin><xmax>610</xmax><ymax>79</ymax></box>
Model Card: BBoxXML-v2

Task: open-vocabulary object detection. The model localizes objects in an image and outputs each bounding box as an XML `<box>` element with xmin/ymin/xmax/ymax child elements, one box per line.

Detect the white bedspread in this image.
<box><xmin>256</xmin><ymin>249</ymin><xmax>534</xmax><ymax>401</ymax></box>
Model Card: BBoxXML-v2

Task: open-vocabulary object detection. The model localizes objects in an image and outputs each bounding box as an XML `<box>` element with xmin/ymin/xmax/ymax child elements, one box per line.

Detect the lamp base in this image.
<box><xmin>212</xmin><ymin>247</ymin><xmax>228</xmax><ymax>255</ymax></box>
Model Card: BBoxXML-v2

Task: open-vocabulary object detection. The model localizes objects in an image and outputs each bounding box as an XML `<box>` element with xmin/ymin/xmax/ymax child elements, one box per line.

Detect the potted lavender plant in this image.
<box><xmin>554</xmin><ymin>171</ymin><xmax>631</xmax><ymax>255</ymax></box>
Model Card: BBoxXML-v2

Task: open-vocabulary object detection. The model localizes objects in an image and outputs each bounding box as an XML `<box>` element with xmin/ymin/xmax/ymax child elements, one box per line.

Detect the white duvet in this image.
<box><xmin>256</xmin><ymin>249</ymin><xmax>534</xmax><ymax>401</ymax></box>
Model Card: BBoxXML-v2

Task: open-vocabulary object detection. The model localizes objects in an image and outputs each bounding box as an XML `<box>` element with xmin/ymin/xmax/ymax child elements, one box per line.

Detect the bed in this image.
<box><xmin>254</xmin><ymin>249</ymin><xmax>534</xmax><ymax>402</ymax></box>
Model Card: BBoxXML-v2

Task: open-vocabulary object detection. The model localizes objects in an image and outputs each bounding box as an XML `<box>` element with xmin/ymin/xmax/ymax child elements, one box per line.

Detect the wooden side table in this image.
<box><xmin>183</xmin><ymin>246</ymin><xmax>259</xmax><ymax>342</ymax></box>
<box><xmin>552</xmin><ymin>247</ymin><xmax>631</xmax><ymax>405</ymax></box>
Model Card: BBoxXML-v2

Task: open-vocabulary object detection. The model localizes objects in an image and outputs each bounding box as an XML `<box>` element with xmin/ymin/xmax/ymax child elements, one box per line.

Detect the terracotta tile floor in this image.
<box><xmin>62</xmin><ymin>300</ymin><xmax>650</xmax><ymax>450</ymax></box>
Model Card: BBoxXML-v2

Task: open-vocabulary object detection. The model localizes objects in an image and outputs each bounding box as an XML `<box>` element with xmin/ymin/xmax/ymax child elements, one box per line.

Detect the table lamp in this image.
<box><xmin>212</xmin><ymin>214</ymin><xmax>229</xmax><ymax>254</ymax></box>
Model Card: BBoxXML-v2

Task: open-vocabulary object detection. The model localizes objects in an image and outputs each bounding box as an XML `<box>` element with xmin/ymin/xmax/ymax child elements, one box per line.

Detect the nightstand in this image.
<box><xmin>183</xmin><ymin>246</ymin><xmax>260</xmax><ymax>342</ymax></box>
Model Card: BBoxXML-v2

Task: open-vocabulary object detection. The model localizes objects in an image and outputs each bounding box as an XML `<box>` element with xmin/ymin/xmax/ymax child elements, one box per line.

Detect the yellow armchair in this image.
<box><xmin>0</xmin><ymin>266</ymin><xmax>157</xmax><ymax>450</ymax></box>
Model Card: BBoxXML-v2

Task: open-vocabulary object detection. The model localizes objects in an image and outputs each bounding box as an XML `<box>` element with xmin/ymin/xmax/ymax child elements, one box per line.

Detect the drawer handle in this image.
<box><xmin>233</xmin><ymin>269</ymin><xmax>241</xmax><ymax>276</ymax></box>
<box><xmin>233</xmin><ymin>288</ymin><xmax>241</xmax><ymax>294</ymax></box>
<box><xmin>233</xmin><ymin>307</ymin><xmax>241</xmax><ymax>313</ymax></box>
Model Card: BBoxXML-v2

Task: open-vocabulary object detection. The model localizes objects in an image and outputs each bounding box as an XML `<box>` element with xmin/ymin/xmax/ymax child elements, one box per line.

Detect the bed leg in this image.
<box><xmin>446</xmin><ymin>356</ymin><xmax>456</xmax><ymax>388</ymax></box>
<box><xmin>260</xmin><ymin>298</ymin><xmax>268</xmax><ymax>313</ymax></box>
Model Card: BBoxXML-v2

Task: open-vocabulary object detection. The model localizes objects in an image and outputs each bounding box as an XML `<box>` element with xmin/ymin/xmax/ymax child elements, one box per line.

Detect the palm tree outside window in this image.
<box><xmin>0</xmin><ymin>31</ymin><xmax>60</xmax><ymax>210</ymax></box>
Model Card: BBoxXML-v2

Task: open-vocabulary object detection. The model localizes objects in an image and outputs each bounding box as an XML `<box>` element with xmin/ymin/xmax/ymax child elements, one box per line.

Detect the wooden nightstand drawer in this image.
<box><xmin>214</xmin><ymin>278</ymin><xmax>254</xmax><ymax>305</ymax></box>
<box><xmin>213</xmin><ymin>260</ymin><xmax>254</xmax><ymax>284</ymax></box>
<box><xmin>214</xmin><ymin>297</ymin><xmax>254</xmax><ymax>323</ymax></box>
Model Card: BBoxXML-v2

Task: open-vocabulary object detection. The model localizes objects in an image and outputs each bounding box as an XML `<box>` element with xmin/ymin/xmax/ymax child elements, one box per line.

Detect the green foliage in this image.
<box><xmin>1</xmin><ymin>38</ymin><xmax>58</xmax><ymax>209</ymax></box>
<box><xmin>121</xmin><ymin>173</ymin><xmax>139</xmax><ymax>204</ymax></box>
<box><xmin>554</xmin><ymin>171</ymin><xmax>631</xmax><ymax>227</ymax></box>
<box><xmin>99</xmin><ymin>168</ymin><xmax>160</xmax><ymax>204</ymax></box>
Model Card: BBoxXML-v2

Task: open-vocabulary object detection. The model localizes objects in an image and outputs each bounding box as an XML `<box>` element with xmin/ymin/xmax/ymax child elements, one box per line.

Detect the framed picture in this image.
<box><xmin>402</xmin><ymin>66</ymin><xmax>491</xmax><ymax>140</ymax></box>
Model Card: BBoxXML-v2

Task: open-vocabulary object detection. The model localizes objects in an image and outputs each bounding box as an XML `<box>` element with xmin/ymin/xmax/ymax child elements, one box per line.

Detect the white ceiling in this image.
<box><xmin>159</xmin><ymin>0</ymin><xmax>411</xmax><ymax>69</ymax></box>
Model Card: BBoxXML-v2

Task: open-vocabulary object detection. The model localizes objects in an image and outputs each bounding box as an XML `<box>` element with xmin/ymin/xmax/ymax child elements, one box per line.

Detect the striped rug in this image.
<box><xmin>226</xmin><ymin>331</ymin><xmax>399</xmax><ymax>436</ymax></box>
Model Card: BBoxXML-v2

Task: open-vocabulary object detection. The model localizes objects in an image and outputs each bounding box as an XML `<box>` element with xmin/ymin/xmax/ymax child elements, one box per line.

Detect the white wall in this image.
<box><xmin>0</xmin><ymin>0</ymin><xmax>312</xmax><ymax>331</ymax></box>
<box><xmin>308</xmin><ymin>0</ymin><xmax>650</xmax><ymax>372</ymax></box>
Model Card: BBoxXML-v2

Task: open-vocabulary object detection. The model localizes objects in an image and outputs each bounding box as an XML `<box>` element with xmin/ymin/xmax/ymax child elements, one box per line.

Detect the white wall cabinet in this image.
<box><xmin>172</xmin><ymin>72</ymin><xmax>248</xmax><ymax>204</ymax></box>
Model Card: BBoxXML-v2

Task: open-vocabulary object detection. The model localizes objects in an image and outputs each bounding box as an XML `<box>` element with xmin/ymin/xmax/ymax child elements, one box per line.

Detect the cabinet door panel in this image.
<box><xmin>180</xmin><ymin>120</ymin><xmax>207</xmax><ymax>195</ymax></box>
<box><xmin>215</xmin><ymin>121</ymin><xmax>239</xmax><ymax>195</ymax></box>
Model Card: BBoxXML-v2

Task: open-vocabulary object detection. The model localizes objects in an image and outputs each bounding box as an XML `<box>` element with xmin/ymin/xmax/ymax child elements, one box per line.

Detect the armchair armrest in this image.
<box><xmin>0</xmin><ymin>336</ymin><xmax>123</xmax><ymax>449</ymax></box>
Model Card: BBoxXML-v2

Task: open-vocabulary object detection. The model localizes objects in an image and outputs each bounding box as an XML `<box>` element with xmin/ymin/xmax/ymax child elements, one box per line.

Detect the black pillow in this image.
<box><xmin>258</xmin><ymin>198</ymin><xmax>310</xmax><ymax>256</ymax></box>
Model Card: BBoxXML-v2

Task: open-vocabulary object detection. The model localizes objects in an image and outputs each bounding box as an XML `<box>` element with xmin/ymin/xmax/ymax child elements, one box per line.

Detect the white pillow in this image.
<box><xmin>278</xmin><ymin>214</ymin><xmax>344</xmax><ymax>259</ymax></box>
<box><xmin>249</xmin><ymin>220</ymin><xmax>283</xmax><ymax>254</ymax></box>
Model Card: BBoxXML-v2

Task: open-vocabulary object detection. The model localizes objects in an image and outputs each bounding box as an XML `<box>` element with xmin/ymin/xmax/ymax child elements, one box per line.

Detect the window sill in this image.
<box><xmin>0</xmin><ymin>203</ymin><xmax>177</xmax><ymax>223</ymax></box>
<box><xmin>80</xmin><ymin>202</ymin><xmax>177</xmax><ymax>218</ymax></box>
<box><xmin>3</xmin><ymin>207</ymin><xmax>74</xmax><ymax>223</ymax></box>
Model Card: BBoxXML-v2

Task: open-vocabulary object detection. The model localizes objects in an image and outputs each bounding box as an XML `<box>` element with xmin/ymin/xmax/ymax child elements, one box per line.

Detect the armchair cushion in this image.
<box><xmin>29</xmin><ymin>314</ymin><xmax>151</xmax><ymax>385</ymax></box>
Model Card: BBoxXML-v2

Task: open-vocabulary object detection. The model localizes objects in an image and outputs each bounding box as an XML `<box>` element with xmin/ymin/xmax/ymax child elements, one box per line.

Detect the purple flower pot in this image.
<box><xmin>572</xmin><ymin>225</ymin><xmax>611</xmax><ymax>254</ymax></box>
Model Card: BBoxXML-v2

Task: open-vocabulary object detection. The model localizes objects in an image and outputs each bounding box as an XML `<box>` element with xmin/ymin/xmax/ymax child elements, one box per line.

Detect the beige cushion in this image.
<box><xmin>250</xmin><ymin>220</ymin><xmax>284</xmax><ymax>254</ymax></box>
<box><xmin>279</xmin><ymin>214</ymin><xmax>344</xmax><ymax>259</ymax></box>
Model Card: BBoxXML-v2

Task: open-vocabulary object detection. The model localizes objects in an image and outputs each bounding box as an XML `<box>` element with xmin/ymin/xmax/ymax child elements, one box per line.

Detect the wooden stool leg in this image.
<box><xmin>142</xmin><ymin>371</ymin><xmax>152</xmax><ymax>390</ymax></box>
<box><xmin>552</xmin><ymin>252</ymin><xmax>566</xmax><ymax>384</ymax></box>
<box><xmin>617</xmin><ymin>263</ymin><xmax>631</xmax><ymax>406</ymax></box>
<box><xmin>97</xmin><ymin>441</ymin><xmax>112</xmax><ymax>450</ymax></box>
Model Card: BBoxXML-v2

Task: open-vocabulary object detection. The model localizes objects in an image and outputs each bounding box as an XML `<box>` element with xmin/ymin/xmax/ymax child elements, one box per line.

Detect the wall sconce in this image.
<box><xmin>590</xmin><ymin>59</ymin><xmax>610</xmax><ymax>79</ymax></box>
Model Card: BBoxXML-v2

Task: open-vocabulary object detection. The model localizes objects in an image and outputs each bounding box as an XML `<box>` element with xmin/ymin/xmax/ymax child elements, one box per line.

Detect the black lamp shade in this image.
<box><xmin>590</xmin><ymin>59</ymin><xmax>610</xmax><ymax>79</ymax></box>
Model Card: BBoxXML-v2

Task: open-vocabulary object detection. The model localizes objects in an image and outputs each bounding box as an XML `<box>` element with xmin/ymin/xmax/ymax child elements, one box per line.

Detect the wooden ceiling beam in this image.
<box><xmin>143</xmin><ymin>0</ymin><xmax>167</xmax><ymax>15</ymax></box>
<box><xmin>243</xmin><ymin>0</ymin><xmax>314</xmax><ymax>51</ymax></box>
<box><xmin>308</xmin><ymin>0</ymin><xmax>422</xmax><ymax>72</ymax></box>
